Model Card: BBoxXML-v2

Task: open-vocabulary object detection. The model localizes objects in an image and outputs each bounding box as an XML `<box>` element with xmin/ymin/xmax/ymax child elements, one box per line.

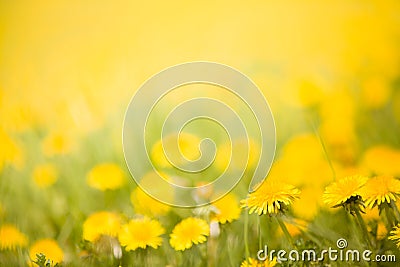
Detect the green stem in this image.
<box><xmin>257</xmin><ymin>216</ymin><xmax>262</xmax><ymax>251</ymax></box>
<box><xmin>276</xmin><ymin>217</ymin><xmax>293</xmax><ymax>247</ymax></box>
<box><xmin>309</xmin><ymin>117</ymin><xmax>336</xmax><ymax>180</ymax></box>
<box><xmin>354</xmin><ymin>209</ymin><xmax>373</xmax><ymax>250</ymax></box>
<box><xmin>390</xmin><ymin>201</ymin><xmax>400</xmax><ymax>223</ymax></box>
<box><xmin>244</xmin><ymin>212</ymin><xmax>250</xmax><ymax>259</ymax></box>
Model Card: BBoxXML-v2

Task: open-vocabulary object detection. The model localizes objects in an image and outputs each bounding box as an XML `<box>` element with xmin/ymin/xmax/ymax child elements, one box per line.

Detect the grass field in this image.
<box><xmin>1</xmin><ymin>1</ymin><xmax>400</xmax><ymax>266</ymax></box>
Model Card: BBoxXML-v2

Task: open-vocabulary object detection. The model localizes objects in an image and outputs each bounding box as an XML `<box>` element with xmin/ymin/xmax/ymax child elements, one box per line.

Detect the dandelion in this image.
<box><xmin>324</xmin><ymin>175</ymin><xmax>373</xmax><ymax>248</ymax></box>
<box><xmin>361</xmin><ymin>176</ymin><xmax>400</xmax><ymax>208</ymax></box>
<box><xmin>361</xmin><ymin>146</ymin><xmax>400</xmax><ymax>176</ymax></box>
<box><xmin>211</xmin><ymin>193</ymin><xmax>241</xmax><ymax>224</ymax></box>
<box><xmin>169</xmin><ymin>217</ymin><xmax>209</xmax><ymax>251</ymax></box>
<box><xmin>150</xmin><ymin>133</ymin><xmax>201</xmax><ymax>168</ymax></box>
<box><xmin>241</xmin><ymin>180</ymin><xmax>300</xmax><ymax>215</ymax></box>
<box><xmin>0</xmin><ymin>224</ymin><xmax>28</xmax><ymax>250</ymax></box>
<box><xmin>87</xmin><ymin>163</ymin><xmax>125</xmax><ymax>191</ymax></box>
<box><xmin>214</xmin><ymin>138</ymin><xmax>260</xmax><ymax>171</ymax></box>
<box><xmin>29</xmin><ymin>239</ymin><xmax>64</xmax><ymax>266</ymax></box>
<box><xmin>131</xmin><ymin>187</ymin><xmax>170</xmax><ymax>217</ymax></box>
<box><xmin>42</xmin><ymin>131</ymin><xmax>73</xmax><ymax>156</ymax></box>
<box><xmin>0</xmin><ymin>128</ymin><xmax>24</xmax><ymax>171</ymax></box>
<box><xmin>323</xmin><ymin>175</ymin><xmax>368</xmax><ymax>209</ymax></box>
<box><xmin>240</xmin><ymin>257</ymin><xmax>277</xmax><ymax>267</ymax></box>
<box><xmin>82</xmin><ymin>211</ymin><xmax>121</xmax><ymax>242</ymax></box>
<box><xmin>118</xmin><ymin>217</ymin><xmax>165</xmax><ymax>251</ymax></box>
<box><xmin>389</xmin><ymin>224</ymin><xmax>400</xmax><ymax>247</ymax></box>
<box><xmin>32</xmin><ymin>163</ymin><xmax>58</xmax><ymax>188</ymax></box>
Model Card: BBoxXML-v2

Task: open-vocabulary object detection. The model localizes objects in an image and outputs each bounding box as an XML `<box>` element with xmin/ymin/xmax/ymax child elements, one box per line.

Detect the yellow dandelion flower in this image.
<box><xmin>389</xmin><ymin>224</ymin><xmax>400</xmax><ymax>247</ymax></box>
<box><xmin>118</xmin><ymin>217</ymin><xmax>165</xmax><ymax>251</ymax></box>
<box><xmin>240</xmin><ymin>257</ymin><xmax>277</xmax><ymax>267</ymax></box>
<box><xmin>0</xmin><ymin>128</ymin><xmax>24</xmax><ymax>171</ymax></box>
<box><xmin>277</xmin><ymin>219</ymin><xmax>307</xmax><ymax>238</ymax></box>
<box><xmin>42</xmin><ymin>131</ymin><xmax>73</xmax><ymax>156</ymax></box>
<box><xmin>211</xmin><ymin>193</ymin><xmax>241</xmax><ymax>224</ymax></box>
<box><xmin>131</xmin><ymin>187</ymin><xmax>170</xmax><ymax>217</ymax></box>
<box><xmin>130</xmin><ymin>171</ymin><xmax>172</xmax><ymax>217</ymax></box>
<box><xmin>87</xmin><ymin>163</ymin><xmax>125</xmax><ymax>191</ymax></box>
<box><xmin>82</xmin><ymin>211</ymin><xmax>121</xmax><ymax>242</ymax></box>
<box><xmin>361</xmin><ymin>176</ymin><xmax>400</xmax><ymax>208</ymax></box>
<box><xmin>29</xmin><ymin>239</ymin><xmax>64</xmax><ymax>266</ymax></box>
<box><xmin>0</xmin><ymin>224</ymin><xmax>28</xmax><ymax>250</ymax></box>
<box><xmin>241</xmin><ymin>180</ymin><xmax>300</xmax><ymax>215</ymax></box>
<box><xmin>32</xmin><ymin>163</ymin><xmax>58</xmax><ymax>188</ymax></box>
<box><xmin>169</xmin><ymin>217</ymin><xmax>209</xmax><ymax>251</ymax></box>
<box><xmin>361</xmin><ymin>146</ymin><xmax>400</xmax><ymax>176</ymax></box>
<box><xmin>292</xmin><ymin>187</ymin><xmax>323</xmax><ymax>220</ymax></box>
<box><xmin>150</xmin><ymin>132</ymin><xmax>201</xmax><ymax>169</ymax></box>
<box><xmin>323</xmin><ymin>175</ymin><xmax>368</xmax><ymax>207</ymax></box>
<box><xmin>214</xmin><ymin>138</ymin><xmax>260</xmax><ymax>172</ymax></box>
<box><xmin>361</xmin><ymin>77</ymin><xmax>391</xmax><ymax>109</ymax></box>
<box><xmin>377</xmin><ymin>222</ymin><xmax>387</xmax><ymax>240</ymax></box>
<box><xmin>362</xmin><ymin>207</ymin><xmax>380</xmax><ymax>222</ymax></box>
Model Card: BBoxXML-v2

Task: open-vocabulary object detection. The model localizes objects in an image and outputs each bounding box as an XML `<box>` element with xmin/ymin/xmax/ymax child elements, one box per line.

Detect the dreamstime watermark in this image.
<box><xmin>122</xmin><ymin>62</ymin><xmax>276</xmax><ymax>207</ymax></box>
<box><xmin>257</xmin><ymin>238</ymin><xmax>396</xmax><ymax>263</ymax></box>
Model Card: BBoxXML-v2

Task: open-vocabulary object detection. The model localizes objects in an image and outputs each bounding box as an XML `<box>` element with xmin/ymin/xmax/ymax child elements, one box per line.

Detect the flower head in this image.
<box><xmin>42</xmin><ymin>131</ymin><xmax>73</xmax><ymax>156</ymax></box>
<box><xmin>118</xmin><ymin>217</ymin><xmax>165</xmax><ymax>251</ymax></box>
<box><xmin>389</xmin><ymin>224</ymin><xmax>400</xmax><ymax>247</ymax></box>
<box><xmin>361</xmin><ymin>176</ymin><xmax>400</xmax><ymax>208</ymax></box>
<box><xmin>82</xmin><ymin>211</ymin><xmax>121</xmax><ymax>242</ymax></box>
<box><xmin>241</xmin><ymin>180</ymin><xmax>300</xmax><ymax>215</ymax></box>
<box><xmin>240</xmin><ymin>257</ymin><xmax>277</xmax><ymax>267</ymax></box>
<box><xmin>323</xmin><ymin>175</ymin><xmax>368</xmax><ymax>208</ymax></box>
<box><xmin>87</xmin><ymin>163</ymin><xmax>125</xmax><ymax>191</ymax></box>
<box><xmin>131</xmin><ymin>187</ymin><xmax>170</xmax><ymax>217</ymax></box>
<box><xmin>211</xmin><ymin>193</ymin><xmax>241</xmax><ymax>224</ymax></box>
<box><xmin>169</xmin><ymin>217</ymin><xmax>209</xmax><ymax>251</ymax></box>
<box><xmin>32</xmin><ymin>163</ymin><xmax>58</xmax><ymax>188</ymax></box>
<box><xmin>151</xmin><ymin>133</ymin><xmax>201</xmax><ymax>169</ymax></box>
<box><xmin>0</xmin><ymin>224</ymin><xmax>28</xmax><ymax>250</ymax></box>
<box><xmin>29</xmin><ymin>239</ymin><xmax>64</xmax><ymax>266</ymax></box>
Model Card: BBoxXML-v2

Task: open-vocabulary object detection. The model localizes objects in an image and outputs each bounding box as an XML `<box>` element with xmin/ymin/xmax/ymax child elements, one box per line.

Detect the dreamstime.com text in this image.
<box><xmin>257</xmin><ymin>238</ymin><xmax>396</xmax><ymax>264</ymax></box>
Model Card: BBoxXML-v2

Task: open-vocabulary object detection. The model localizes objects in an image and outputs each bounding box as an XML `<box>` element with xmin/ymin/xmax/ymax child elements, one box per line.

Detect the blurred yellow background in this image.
<box><xmin>1</xmin><ymin>1</ymin><xmax>400</xmax><ymax>266</ymax></box>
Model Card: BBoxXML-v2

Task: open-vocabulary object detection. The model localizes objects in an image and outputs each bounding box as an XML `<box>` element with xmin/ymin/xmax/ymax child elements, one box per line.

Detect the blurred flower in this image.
<box><xmin>323</xmin><ymin>175</ymin><xmax>368</xmax><ymax>208</ymax></box>
<box><xmin>292</xmin><ymin>187</ymin><xmax>323</xmax><ymax>220</ymax></box>
<box><xmin>29</xmin><ymin>239</ymin><xmax>64</xmax><ymax>266</ymax></box>
<box><xmin>0</xmin><ymin>224</ymin><xmax>28</xmax><ymax>250</ymax></box>
<box><xmin>42</xmin><ymin>131</ymin><xmax>74</xmax><ymax>156</ymax></box>
<box><xmin>241</xmin><ymin>180</ymin><xmax>300</xmax><ymax>216</ymax></box>
<box><xmin>32</xmin><ymin>163</ymin><xmax>58</xmax><ymax>188</ymax></box>
<box><xmin>0</xmin><ymin>128</ymin><xmax>24</xmax><ymax>171</ymax></box>
<box><xmin>361</xmin><ymin>146</ymin><xmax>400</xmax><ymax>176</ymax></box>
<box><xmin>169</xmin><ymin>217</ymin><xmax>209</xmax><ymax>251</ymax></box>
<box><xmin>131</xmin><ymin>187</ymin><xmax>170</xmax><ymax>217</ymax></box>
<box><xmin>82</xmin><ymin>211</ymin><xmax>121</xmax><ymax>242</ymax></box>
<box><xmin>151</xmin><ymin>132</ymin><xmax>201</xmax><ymax>169</ymax></box>
<box><xmin>214</xmin><ymin>138</ymin><xmax>260</xmax><ymax>172</ymax></box>
<box><xmin>389</xmin><ymin>224</ymin><xmax>400</xmax><ymax>247</ymax></box>
<box><xmin>362</xmin><ymin>207</ymin><xmax>380</xmax><ymax>222</ymax></box>
<box><xmin>118</xmin><ymin>216</ymin><xmax>165</xmax><ymax>251</ymax></box>
<box><xmin>276</xmin><ymin>219</ymin><xmax>306</xmax><ymax>238</ymax></box>
<box><xmin>361</xmin><ymin>77</ymin><xmax>391</xmax><ymax>109</ymax></box>
<box><xmin>87</xmin><ymin>163</ymin><xmax>125</xmax><ymax>191</ymax></box>
<box><xmin>377</xmin><ymin>222</ymin><xmax>388</xmax><ymax>240</ymax></box>
<box><xmin>240</xmin><ymin>257</ymin><xmax>277</xmax><ymax>267</ymax></box>
<box><xmin>211</xmin><ymin>193</ymin><xmax>241</xmax><ymax>224</ymax></box>
<box><xmin>361</xmin><ymin>176</ymin><xmax>400</xmax><ymax>208</ymax></box>
<box><xmin>130</xmin><ymin>171</ymin><xmax>172</xmax><ymax>216</ymax></box>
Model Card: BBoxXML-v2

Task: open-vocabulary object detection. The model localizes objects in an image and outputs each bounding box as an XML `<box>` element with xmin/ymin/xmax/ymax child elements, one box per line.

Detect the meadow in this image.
<box><xmin>1</xmin><ymin>1</ymin><xmax>400</xmax><ymax>266</ymax></box>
